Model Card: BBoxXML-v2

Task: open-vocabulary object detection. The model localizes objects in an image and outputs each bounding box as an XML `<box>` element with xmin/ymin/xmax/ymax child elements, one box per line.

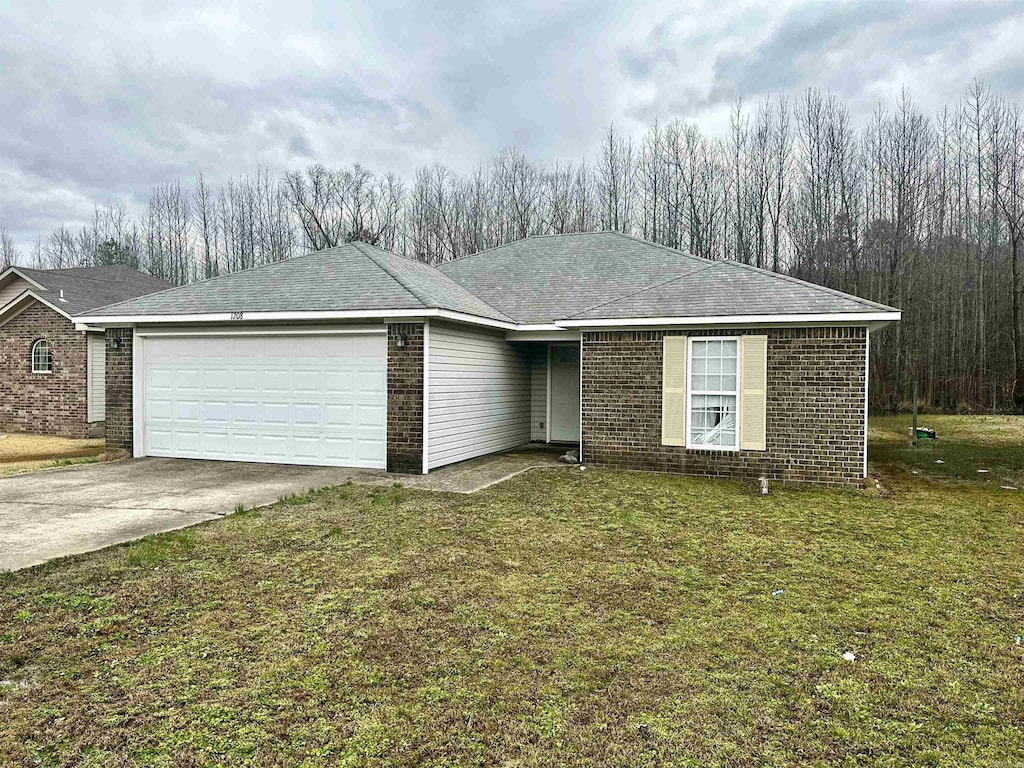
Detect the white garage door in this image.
<box><xmin>141</xmin><ymin>332</ymin><xmax>387</xmax><ymax>468</ymax></box>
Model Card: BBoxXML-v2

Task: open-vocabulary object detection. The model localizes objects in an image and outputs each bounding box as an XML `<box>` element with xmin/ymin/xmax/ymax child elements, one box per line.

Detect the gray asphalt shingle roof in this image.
<box><xmin>438</xmin><ymin>231</ymin><xmax>895</xmax><ymax>322</ymax></box>
<box><xmin>86</xmin><ymin>242</ymin><xmax>513</xmax><ymax>322</ymax></box>
<box><xmin>77</xmin><ymin>232</ymin><xmax>896</xmax><ymax>324</ymax></box>
<box><xmin>437</xmin><ymin>232</ymin><xmax>713</xmax><ymax>323</ymax></box>
<box><xmin>565</xmin><ymin>259</ymin><xmax>893</xmax><ymax>320</ymax></box>
<box><xmin>11</xmin><ymin>265</ymin><xmax>172</xmax><ymax>316</ymax></box>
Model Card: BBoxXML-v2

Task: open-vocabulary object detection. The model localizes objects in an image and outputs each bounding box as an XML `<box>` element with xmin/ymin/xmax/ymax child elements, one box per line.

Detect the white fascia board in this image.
<box><xmin>73</xmin><ymin>307</ymin><xmax>519</xmax><ymax>331</ymax></box>
<box><xmin>556</xmin><ymin>311</ymin><xmax>901</xmax><ymax>328</ymax></box>
<box><xmin>0</xmin><ymin>267</ymin><xmax>48</xmax><ymax>292</ymax></box>
<box><xmin>135</xmin><ymin>325</ymin><xmax>386</xmax><ymax>338</ymax></box>
<box><xmin>1</xmin><ymin>290</ymin><xmax>73</xmax><ymax>322</ymax></box>
<box><xmin>505</xmin><ymin>328</ymin><xmax>580</xmax><ymax>342</ymax></box>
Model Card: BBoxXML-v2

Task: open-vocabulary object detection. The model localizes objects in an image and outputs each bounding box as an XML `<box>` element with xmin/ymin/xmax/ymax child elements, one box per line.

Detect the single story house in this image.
<box><xmin>75</xmin><ymin>233</ymin><xmax>900</xmax><ymax>486</ymax></box>
<box><xmin>0</xmin><ymin>265</ymin><xmax>172</xmax><ymax>438</ymax></box>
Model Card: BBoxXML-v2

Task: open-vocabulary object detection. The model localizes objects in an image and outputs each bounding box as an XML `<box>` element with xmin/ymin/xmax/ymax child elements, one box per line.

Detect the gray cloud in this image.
<box><xmin>2</xmin><ymin>0</ymin><xmax>1022</xmax><ymax>254</ymax></box>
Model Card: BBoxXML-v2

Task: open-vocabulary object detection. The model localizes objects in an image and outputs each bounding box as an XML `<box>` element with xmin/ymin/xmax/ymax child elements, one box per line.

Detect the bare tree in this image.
<box><xmin>0</xmin><ymin>225</ymin><xmax>19</xmax><ymax>269</ymax></box>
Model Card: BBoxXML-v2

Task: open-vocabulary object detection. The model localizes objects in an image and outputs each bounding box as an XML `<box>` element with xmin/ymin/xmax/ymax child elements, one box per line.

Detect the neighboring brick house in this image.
<box><xmin>76</xmin><ymin>233</ymin><xmax>899</xmax><ymax>486</ymax></box>
<box><xmin>0</xmin><ymin>265</ymin><xmax>171</xmax><ymax>438</ymax></box>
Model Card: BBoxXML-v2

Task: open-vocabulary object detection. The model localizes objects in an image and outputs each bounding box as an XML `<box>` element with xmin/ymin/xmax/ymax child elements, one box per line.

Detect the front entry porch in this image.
<box><xmin>525</xmin><ymin>341</ymin><xmax>581</xmax><ymax>446</ymax></box>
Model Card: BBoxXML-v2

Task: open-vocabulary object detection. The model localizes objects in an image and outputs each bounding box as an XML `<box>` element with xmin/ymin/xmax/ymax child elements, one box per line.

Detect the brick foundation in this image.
<box><xmin>387</xmin><ymin>323</ymin><xmax>424</xmax><ymax>473</ymax></box>
<box><xmin>0</xmin><ymin>301</ymin><xmax>92</xmax><ymax>438</ymax></box>
<box><xmin>105</xmin><ymin>328</ymin><xmax>134</xmax><ymax>452</ymax></box>
<box><xmin>581</xmin><ymin>327</ymin><xmax>867</xmax><ymax>487</ymax></box>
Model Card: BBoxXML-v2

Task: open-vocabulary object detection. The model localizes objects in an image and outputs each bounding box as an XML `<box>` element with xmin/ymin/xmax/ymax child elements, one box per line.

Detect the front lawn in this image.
<box><xmin>2</xmin><ymin>426</ymin><xmax>1023</xmax><ymax>765</ymax></box>
<box><xmin>870</xmin><ymin>414</ymin><xmax>1024</xmax><ymax>487</ymax></box>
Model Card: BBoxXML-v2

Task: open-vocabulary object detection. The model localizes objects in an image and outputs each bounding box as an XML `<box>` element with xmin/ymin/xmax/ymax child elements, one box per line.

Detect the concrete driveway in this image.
<box><xmin>0</xmin><ymin>458</ymin><xmax>378</xmax><ymax>571</ymax></box>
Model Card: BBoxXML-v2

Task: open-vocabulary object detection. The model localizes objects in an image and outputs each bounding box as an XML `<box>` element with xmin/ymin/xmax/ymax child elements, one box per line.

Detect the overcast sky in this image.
<box><xmin>2</xmin><ymin>0</ymin><xmax>1023</xmax><ymax>254</ymax></box>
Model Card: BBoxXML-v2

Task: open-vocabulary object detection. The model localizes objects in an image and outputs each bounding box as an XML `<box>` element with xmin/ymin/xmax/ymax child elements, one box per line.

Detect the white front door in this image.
<box><xmin>549</xmin><ymin>344</ymin><xmax>580</xmax><ymax>442</ymax></box>
<box><xmin>140</xmin><ymin>332</ymin><xmax>387</xmax><ymax>468</ymax></box>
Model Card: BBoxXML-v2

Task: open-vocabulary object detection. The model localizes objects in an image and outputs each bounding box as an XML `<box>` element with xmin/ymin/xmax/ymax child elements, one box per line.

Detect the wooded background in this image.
<box><xmin>3</xmin><ymin>82</ymin><xmax>1022</xmax><ymax>413</ymax></box>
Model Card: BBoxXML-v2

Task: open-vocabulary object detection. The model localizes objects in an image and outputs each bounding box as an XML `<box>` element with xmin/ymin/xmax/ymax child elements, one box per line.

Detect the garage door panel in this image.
<box><xmin>262</xmin><ymin>402</ymin><xmax>290</xmax><ymax>425</ymax></box>
<box><xmin>203</xmin><ymin>431</ymin><xmax>230</xmax><ymax>456</ymax></box>
<box><xmin>175</xmin><ymin>401</ymin><xmax>201</xmax><ymax>421</ymax></box>
<box><xmin>148</xmin><ymin>399</ymin><xmax>174</xmax><ymax>421</ymax></box>
<box><xmin>231</xmin><ymin>401</ymin><xmax>259</xmax><ymax>425</ymax></box>
<box><xmin>294</xmin><ymin>369</ymin><xmax>321</xmax><ymax>394</ymax></box>
<box><xmin>232</xmin><ymin>371</ymin><xmax>259</xmax><ymax>394</ymax></box>
<box><xmin>356</xmin><ymin>404</ymin><xmax>386</xmax><ymax>428</ymax></box>
<box><xmin>204</xmin><ymin>368</ymin><xmax>231</xmax><ymax>392</ymax></box>
<box><xmin>293</xmin><ymin>403</ymin><xmax>321</xmax><ymax>426</ymax></box>
<box><xmin>203</xmin><ymin>401</ymin><xmax>229</xmax><ymax>423</ymax></box>
<box><xmin>143</xmin><ymin>332</ymin><xmax>387</xmax><ymax>469</ymax></box>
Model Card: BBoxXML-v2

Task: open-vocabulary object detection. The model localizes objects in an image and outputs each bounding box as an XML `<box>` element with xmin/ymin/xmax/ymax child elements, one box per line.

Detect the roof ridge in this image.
<box><xmin>600</xmin><ymin>230</ymin><xmax>710</xmax><ymax>267</ymax></box>
<box><xmin>437</xmin><ymin>235</ymin><xmax>533</xmax><ymax>266</ymax></box>
<box><xmin>353</xmin><ymin>241</ymin><xmax>517</xmax><ymax>322</ymax></box>
<box><xmin>350</xmin><ymin>241</ymin><xmax>431</xmax><ymax>308</ymax></box>
<box><xmin>439</xmin><ymin>230</ymin><xmax>712</xmax><ymax>269</ymax></box>
<box><xmin>559</xmin><ymin>261</ymin><xmax>720</xmax><ymax>319</ymax></box>
<box><xmin>718</xmin><ymin>260</ymin><xmax>898</xmax><ymax>312</ymax></box>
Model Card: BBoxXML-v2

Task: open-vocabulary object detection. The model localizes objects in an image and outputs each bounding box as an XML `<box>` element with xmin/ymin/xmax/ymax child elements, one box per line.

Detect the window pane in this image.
<box><xmin>722</xmin><ymin>340</ymin><xmax>737</xmax><ymax>356</ymax></box>
<box><xmin>692</xmin><ymin>356</ymin><xmax>707</xmax><ymax>373</ymax></box>
<box><xmin>722</xmin><ymin>375</ymin><xmax>737</xmax><ymax>391</ymax></box>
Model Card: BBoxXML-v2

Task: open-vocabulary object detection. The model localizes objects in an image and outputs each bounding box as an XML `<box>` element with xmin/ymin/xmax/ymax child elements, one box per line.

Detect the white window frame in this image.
<box><xmin>31</xmin><ymin>339</ymin><xmax>53</xmax><ymax>374</ymax></box>
<box><xmin>685</xmin><ymin>335</ymin><xmax>741</xmax><ymax>452</ymax></box>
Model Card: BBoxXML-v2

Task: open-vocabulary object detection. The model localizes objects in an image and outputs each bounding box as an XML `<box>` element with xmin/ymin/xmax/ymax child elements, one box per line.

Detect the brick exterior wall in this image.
<box><xmin>387</xmin><ymin>323</ymin><xmax>424</xmax><ymax>474</ymax></box>
<box><xmin>104</xmin><ymin>328</ymin><xmax>134</xmax><ymax>452</ymax></box>
<box><xmin>581</xmin><ymin>327</ymin><xmax>867</xmax><ymax>487</ymax></box>
<box><xmin>0</xmin><ymin>301</ymin><xmax>93</xmax><ymax>438</ymax></box>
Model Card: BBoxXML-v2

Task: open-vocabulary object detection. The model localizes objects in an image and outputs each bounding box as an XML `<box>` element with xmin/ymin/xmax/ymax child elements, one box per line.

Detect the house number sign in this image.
<box><xmin>230</xmin><ymin>312</ymin><xmax>244</xmax><ymax>320</ymax></box>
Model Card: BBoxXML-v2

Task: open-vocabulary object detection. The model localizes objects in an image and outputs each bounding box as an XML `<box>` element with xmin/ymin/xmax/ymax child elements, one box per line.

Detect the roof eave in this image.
<box><xmin>72</xmin><ymin>307</ymin><xmax>521</xmax><ymax>331</ymax></box>
<box><xmin>556</xmin><ymin>311</ymin><xmax>902</xmax><ymax>328</ymax></box>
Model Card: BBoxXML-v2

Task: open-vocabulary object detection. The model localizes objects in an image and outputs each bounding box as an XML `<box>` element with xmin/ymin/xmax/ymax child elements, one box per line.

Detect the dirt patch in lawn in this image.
<box><xmin>0</xmin><ymin>434</ymin><xmax>108</xmax><ymax>477</ymax></box>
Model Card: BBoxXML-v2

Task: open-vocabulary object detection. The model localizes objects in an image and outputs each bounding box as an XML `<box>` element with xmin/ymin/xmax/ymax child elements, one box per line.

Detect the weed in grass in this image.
<box><xmin>124</xmin><ymin>531</ymin><xmax>196</xmax><ymax>568</ymax></box>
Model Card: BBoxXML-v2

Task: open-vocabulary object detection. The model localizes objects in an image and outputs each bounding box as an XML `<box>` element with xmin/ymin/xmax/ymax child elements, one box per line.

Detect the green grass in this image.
<box><xmin>871</xmin><ymin>414</ymin><xmax>1024</xmax><ymax>488</ymax></box>
<box><xmin>1</xmin><ymin>418</ymin><xmax>1023</xmax><ymax>765</ymax></box>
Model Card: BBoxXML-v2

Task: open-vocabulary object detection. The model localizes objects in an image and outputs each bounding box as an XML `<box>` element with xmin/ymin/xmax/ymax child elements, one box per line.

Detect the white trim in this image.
<box><xmin>74</xmin><ymin>307</ymin><xmax>901</xmax><ymax>334</ymax></box>
<box><xmin>0</xmin><ymin>267</ymin><xmax>48</xmax><ymax>292</ymax></box>
<box><xmin>422</xmin><ymin>320</ymin><xmax>430</xmax><ymax>475</ymax></box>
<box><xmin>557</xmin><ymin>312</ymin><xmax>901</xmax><ymax>328</ymax></box>
<box><xmin>578</xmin><ymin>331</ymin><xmax>584</xmax><ymax>463</ymax></box>
<box><xmin>1</xmin><ymin>290</ymin><xmax>74</xmax><ymax>323</ymax></box>
<box><xmin>505</xmin><ymin>329</ymin><xmax>580</xmax><ymax>342</ymax></box>
<box><xmin>545</xmin><ymin>343</ymin><xmax>552</xmax><ymax>444</ymax></box>
<box><xmin>31</xmin><ymin>338</ymin><xmax>53</xmax><ymax>374</ymax></box>
<box><xmin>134</xmin><ymin>326</ymin><xmax>386</xmax><ymax>338</ymax></box>
<box><xmin>133</xmin><ymin>334</ymin><xmax>144</xmax><ymax>458</ymax></box>
<box><xmin>864</xmin><ymin>328</ymin><xmax>870</xmax><ymax>478</ymax></box>
<box><xmin>685</xmin><ymin>336</ymin><xmax>741</xmax><ymax>452</ymax></box>
<box><xmin>73</xmin><ymin>307</ymin><xmax>520</xmax><ymax>330</ymax></box>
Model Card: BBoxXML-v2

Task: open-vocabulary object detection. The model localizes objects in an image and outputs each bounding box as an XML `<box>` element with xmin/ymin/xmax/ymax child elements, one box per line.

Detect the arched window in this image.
<box><xmin>31</xmin><ymin>339</ymin><xmax>53</xmax><ymax>373</ymax></box>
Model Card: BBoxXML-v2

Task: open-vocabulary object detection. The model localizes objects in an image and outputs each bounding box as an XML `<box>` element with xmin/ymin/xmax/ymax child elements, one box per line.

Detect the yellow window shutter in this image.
<box><xmin>661</xmin><ymin>335</ymin><xmax>687</xmax><ymax>446</ymax></box>
<box><xmin>739</xmin><ymin>335</ymin><xmax>768</xmax><ymax>451</ymax></box>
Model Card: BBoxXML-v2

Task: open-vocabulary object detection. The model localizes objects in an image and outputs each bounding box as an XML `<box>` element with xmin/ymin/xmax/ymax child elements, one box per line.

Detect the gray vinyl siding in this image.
<box><xmin>530</xmin><ymin>346</ymin><xmax>547</xmax><ymax>441</ymax></box>
<box><xmin>87</xmin><ymin>333</ymin><xmax>106</xmax><ymax>422</ymax></box>
<box><xmin>0</xmin><ymin>277</ymin><xmax>28</xmax><ymax>309</ymax></box>
<box><xmin>427</xmin><ymin>322</ymin><xmax>531</xmax><ymax>470</ymax></box>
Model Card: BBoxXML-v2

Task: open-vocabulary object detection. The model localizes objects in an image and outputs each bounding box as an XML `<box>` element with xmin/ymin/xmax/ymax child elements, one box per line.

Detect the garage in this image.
<box><xmin>137</xmin><ymin>330</ymin><xmax>387</xmax><ymax>468</ymax></box>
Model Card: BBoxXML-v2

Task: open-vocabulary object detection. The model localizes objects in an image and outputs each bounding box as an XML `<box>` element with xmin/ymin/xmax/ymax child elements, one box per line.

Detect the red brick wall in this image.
<box><xmin>0</xmin><ymin>301</ymin><xmax>91</xmax><ymax>438</ymax></box>
<box><xmin>581</xmin><ymin>327</ymin><xmax>867</xmax><ymax>487</ymax></box>
<box><xmin>387</xmin><ymin>323</ymin><xmax>424</xmax><ymax>474</ymax></box>
<box><xmin>104</xmin><ymin>328</ymin><xmax>134</xmax><ymax>452</ymax></box>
